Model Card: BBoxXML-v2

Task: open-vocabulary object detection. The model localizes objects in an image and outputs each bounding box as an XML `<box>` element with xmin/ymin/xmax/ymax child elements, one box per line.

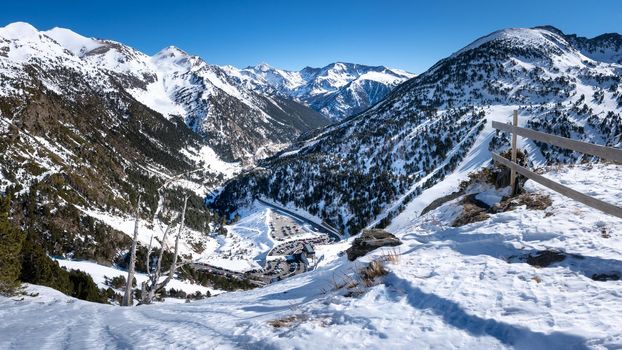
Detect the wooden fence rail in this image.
<box><xmin>491</xmin><ymin>121</ymin><xmax>622</xmax><ymax>163</ymax></box>
<box><xmin>492</xmin><ymin>112</ymin><xmax>622</xmax><ymax>220</ymax></box>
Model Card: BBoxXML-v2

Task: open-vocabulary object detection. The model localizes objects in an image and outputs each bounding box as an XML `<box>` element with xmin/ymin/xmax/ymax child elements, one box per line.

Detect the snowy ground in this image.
<box><xmin>2</xmin><ymin>163</ymin><xmax>622</xmax><ymax>349</ymax></box>
<box><xmin>54</xmin><ymin>259</ymin><xmax>223</xmax><ymax>298</ymax></box>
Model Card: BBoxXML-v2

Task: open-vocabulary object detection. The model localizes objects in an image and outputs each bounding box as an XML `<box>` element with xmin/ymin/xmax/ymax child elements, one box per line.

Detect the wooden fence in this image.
<box><xmin>491</xmin><ymin>110</ymin><xmax>622</xmax><ymax>220</ymax></box>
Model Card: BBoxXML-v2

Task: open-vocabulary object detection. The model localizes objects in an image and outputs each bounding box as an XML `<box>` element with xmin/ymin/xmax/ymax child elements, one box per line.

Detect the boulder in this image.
<box><xmin>346</xmin><ymin>229</ymin><xmax>402</xmax><ymax>261</ymax></box>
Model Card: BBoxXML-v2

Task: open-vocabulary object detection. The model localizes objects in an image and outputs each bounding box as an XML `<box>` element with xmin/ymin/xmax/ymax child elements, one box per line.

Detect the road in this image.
<box><xmin>257</xmin><ymin>198</ymin><xmax>342</xmax><ymax>242</ymax></box>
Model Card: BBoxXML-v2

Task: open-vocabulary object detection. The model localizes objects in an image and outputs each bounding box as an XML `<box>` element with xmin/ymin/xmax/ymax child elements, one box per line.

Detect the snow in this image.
<box><xmin>3</xmin><ymin>164</ymin><xmax>622</xmax><ymax>349</ymax></box>
<box><xmin>43</xmin><ymin>27</ymin><xmax>103</xmax><ymax>56</ymax></box>
<box><xmin>475</xmin><ymin>186</ymin><xmax>508</xmax><ymax>207</ymax></box>
<box><xmin>180</xmin><ymin>145</ymin><xmax>240</xmax><ymax>178</ymax></box>
<box><xmin>196</xmin><ymin>205</ymin><xmax>272</xmax><ymax>272</ymax></box>
<box><xmin>454</xmin><ymin>28</ymin><xmax>567</xmax><ymax>57</ymax></box>
<box><xmin>0</xmin><ymin>22</ymin><xmax>40</xmax><ymax>40</ymax></box>
<box><xmin>54</xmin><ymin>259</ymin><xmax>222</xmax><ymax>297</ymax></box>
<box><xmin>197</xmin><ymin>201</ymin><xmax>334</xmax><ymax>272</ymax></box>
<box><xmin>126</xmin><ymin>81</ymin><xmax>186</xmax><ymax>119</ymax></box>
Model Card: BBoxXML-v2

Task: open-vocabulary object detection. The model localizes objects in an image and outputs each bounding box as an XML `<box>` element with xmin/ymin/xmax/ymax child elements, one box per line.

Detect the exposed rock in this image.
<box><xmin>494</xmin><ymin>193</ymin><xmax>552</xmax><ymax>212</ymax></box>
<box><xmin>591</xmin><ymin>272</ymin><xmax>620</xmax><ymax>281</ymax></box>
<box><xmin>453</xmin><ymin>185</ymin><xmax>552</xmax><ymax>227</ymax></box>
<box><xmin>525</xmin><ymin>250</ymin><xmax>567</xmax><ymax>268</ymax></box>
<box><xmin>346</xmin><ymin>229</ymin><xmax>402</xmax><ymax>261</ymax></box>
<box><xmin>452</xmin><ymin>194</ymin><xmax>491</xmax><ymax>227</ymax></box>
<box><xmin>421</xmin><ymin>189</ymin><xmax>464</xmax><ymax>216</ymax></box>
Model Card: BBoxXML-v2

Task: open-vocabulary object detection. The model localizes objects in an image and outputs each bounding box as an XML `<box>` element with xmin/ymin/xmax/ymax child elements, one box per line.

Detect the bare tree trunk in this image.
<box><xmin>143</xmin><ymin>222</ymin><xmax>173</xmax><ymax>304</ymax></box>
<box><xmin>145</xmin><ymin>234</ymin><xmax>153</xmax><ymax>275</ymax></box>
<box><xmin>122</xmin><ymin>195</ymin><xmax>141</xmax><ymax>306</ymax></box>
<box><xmin>141</xmin><ymin>196</ymin><xmax>189</xmax><ymax>304</ymax></box>
<box><xmin>167</xmin><ymin>196</ymin><xmax>188</xmax><ymax>283</ymax></box>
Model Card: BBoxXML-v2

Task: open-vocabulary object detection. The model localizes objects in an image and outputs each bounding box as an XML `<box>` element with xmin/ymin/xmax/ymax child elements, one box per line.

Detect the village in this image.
<box><xmin>194</xmin><ymin>205</ymin><xmax>338</xmax><ymax>286</ymax></box>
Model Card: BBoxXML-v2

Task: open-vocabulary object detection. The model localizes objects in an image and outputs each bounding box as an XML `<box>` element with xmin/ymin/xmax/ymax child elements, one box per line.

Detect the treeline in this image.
<box><xmin>0</xmin><ymin>195</ymin><xmax>104</xmax><ymax>302</ymax></box>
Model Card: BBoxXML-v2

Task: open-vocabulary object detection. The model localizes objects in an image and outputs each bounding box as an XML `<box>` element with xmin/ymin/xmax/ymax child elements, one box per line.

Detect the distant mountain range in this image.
<box><xmin>225</xmin><ymin>62</ymin><xmax>414</xmax><ymax>120</ymax></box>
<box><xmin>0</xmin><ymin>22</ymin><xmax>414</xmax><ymax>162</ymax></box>
<box><xmin>41</xmin><ymin>26</ymin><xmax>325</xmax><ymax>162</ymax></box>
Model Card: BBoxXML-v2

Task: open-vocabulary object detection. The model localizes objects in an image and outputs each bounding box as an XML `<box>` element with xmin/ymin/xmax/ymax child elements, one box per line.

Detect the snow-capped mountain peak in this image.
<box><xmin>154</xmin><ymin>45</ymin><xmax>191</xmax><ymax>61</ymax></box>
<box><xmin>255</xmin><ymin>62</ymin><xmax>273</xmax><ymax>72</ymax></box>
<box><xmin>229</xmin><ymin>61</ymin><xmax>415</xmax><ymax>120</ymax></box>
<box><xmin>43</xmin><ymin>27</ymin><xmax>103</xmax><ymax>57</ymax></box>
<box><xmin>0</xmin><ymin>21</ymin><xmax>40</xmax><ymax>40</ymax></box>
<box><xmin>453</xmin><ymin>26</ymin><xmax>573</xmax><ymax>58</ymax></box>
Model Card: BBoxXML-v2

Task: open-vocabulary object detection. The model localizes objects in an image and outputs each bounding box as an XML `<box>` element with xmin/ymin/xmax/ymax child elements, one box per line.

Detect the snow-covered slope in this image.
<box><xmin>215</xmin><ymin>25</ymin><xmax>622</xmax><ymax>235</ymax></box>
<box><xmin>3</xmin><ymin>163</ymin><xmax>621</xmax><ymax>349</ymax></box>
<box><xmin>229</xmin><ymin>62</ymin><xmax>415</xmax><ymax>120</ymax></box>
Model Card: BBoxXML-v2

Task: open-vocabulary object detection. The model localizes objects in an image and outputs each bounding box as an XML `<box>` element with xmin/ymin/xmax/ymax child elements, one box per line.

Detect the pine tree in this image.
<box><xmin>0</xmin><ymin>195</ymin><xmax>25</xmax><ymax>295</ymax></box>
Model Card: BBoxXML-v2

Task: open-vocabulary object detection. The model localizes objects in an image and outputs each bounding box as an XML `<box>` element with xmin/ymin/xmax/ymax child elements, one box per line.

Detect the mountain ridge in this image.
<box><xmin>231</xmin><ymin>61</ymin><xmax>415</xmax><ymax>120</ymax></box>
<box><xmin>214</xmin><ymin>25</ymin><xmax>622</xmax><ymax>235</ymax></box>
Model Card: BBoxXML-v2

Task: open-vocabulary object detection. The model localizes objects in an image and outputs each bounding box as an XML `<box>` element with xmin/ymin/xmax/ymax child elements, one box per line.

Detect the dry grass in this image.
<box><xmin>532</xmin><ymin>275</ymin><xmax>542</xmax><ymax>283</ymax></box>
<box><xmin>267</xmin><ymin>314</ymin><xmax>309</xmax><ymax>328</ymax></box>
<box><xmin>358</xmin><ymin>260</ymin><xmax>388</xmax><ymax>288</ymax></box>
<box><xmin>452</xmin><ymin>203</ymin><xmax>490</xmax><ymax>227</ymax></box>
<box><xmin>325</xmin><ymin>255</ymin><xmax>397</xmax><ymax>297</ymax></box>
<box><xmin>380</xmin><ymin>248</ymin><xmax>401</xmax><ymax>264</ymax></box>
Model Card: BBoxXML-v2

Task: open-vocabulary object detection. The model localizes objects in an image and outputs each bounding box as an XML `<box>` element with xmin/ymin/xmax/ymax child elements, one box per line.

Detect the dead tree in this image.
<box><xmin>140</xmin><ymin>196</ymin><xmax>189</xmax><ymax>304</ymax></box>
<box><xmin>122</xmin><ymin>168</ymin><xmax>201</xmax><ymax>306</ymax></box>
<box><xmin>122</xmin><ymin>195</ymin><xmax>141</xmax><ymax>306</ymax></box>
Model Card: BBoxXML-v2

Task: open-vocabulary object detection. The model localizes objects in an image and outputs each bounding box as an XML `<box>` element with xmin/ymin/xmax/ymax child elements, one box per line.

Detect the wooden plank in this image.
<box><xmin>510</xmin><ymin>111</ymin><xmax>518</xmax><ymax>195</ymax></box>
<box><xmin>492</xmin><ymin>153</ymin><xmax>622</xmax><ymax>220</ymax></box>
<box><xmin>492</xmin><ymin>121</ymin><xmax>622</xmax><ymax>163</ymax></box>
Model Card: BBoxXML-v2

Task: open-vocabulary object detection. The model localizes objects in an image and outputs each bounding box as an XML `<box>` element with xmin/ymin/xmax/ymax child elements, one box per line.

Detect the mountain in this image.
<box><xmin>214</xmin><ymin>26</ymin><xmax>622</xmax><ymax>235</ymax></box>
<box><xmin>0</xmin><ymin>22</ymin><xmax>241</xmax><ymax>268</ymax></box>
<box><xmin>0</xmin><ymin>21</ymin><xmax>415</xmax><ymax>281</ymax></box>
<box><xmin>225</xmin><ymin>62</ymin><xmax>415</xmax><ymax>120</ymax></box>
<box><xmin>33</xmin><ymin>24</ymin><xmax>412</xmax><ymax>161</ymax></box>
<box><xmin>42</xmin><ymin>28</ymin><xmax>330</xmax><ymax>163</ymax></box>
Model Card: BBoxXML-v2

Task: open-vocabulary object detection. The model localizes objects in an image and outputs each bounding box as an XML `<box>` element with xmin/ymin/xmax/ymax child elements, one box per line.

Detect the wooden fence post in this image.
<box><xmin>491</xmin><ymin>114</ymin><xmax>622</xmax><ymax>219</ymax></box>
<box><xmin>510</xmin><ymin>110</ymin><xmax>518</xmax><ymax>195</ymax></box>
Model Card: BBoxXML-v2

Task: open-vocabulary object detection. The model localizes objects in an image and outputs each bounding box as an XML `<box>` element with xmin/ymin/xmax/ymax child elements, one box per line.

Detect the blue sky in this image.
<box><xmin>2</xmin><ymin>0</ymin><xmax>622</xmax><ymax>73</ymax></box>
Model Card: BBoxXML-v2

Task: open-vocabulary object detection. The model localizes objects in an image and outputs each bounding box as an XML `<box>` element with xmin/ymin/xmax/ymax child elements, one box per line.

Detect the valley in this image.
<box><xmin>0</xmin><ymin>13</ymin><xmax>621</xmax><ymax>350</ymax></box>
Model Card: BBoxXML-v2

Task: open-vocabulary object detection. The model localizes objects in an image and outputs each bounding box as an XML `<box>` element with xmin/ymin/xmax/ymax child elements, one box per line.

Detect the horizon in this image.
<box><xmin>2</xmin><ymin>0</ymin><xmax>622</xmax><ymax>73</ymax></box>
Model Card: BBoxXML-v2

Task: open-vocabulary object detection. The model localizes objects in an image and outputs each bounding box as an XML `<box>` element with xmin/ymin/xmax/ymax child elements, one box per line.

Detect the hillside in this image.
<box><xmin>41</xmin><ymin>26</ymin><xmax>331</xmax><ymax>162</ymax></box>
<box><xmin>214</xmin><ymin>26</ymin><xmax>622</xmax><ymax>235</ymax></box>
<box><xmin>2</xmin><ymin>163</ymin><xmax>621</xmax><ymax>349</ymax></box>
<box><xmin>0</xmin><ymin>21</ymin><xmax>242</xmax><ymax>265</ymax></box>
